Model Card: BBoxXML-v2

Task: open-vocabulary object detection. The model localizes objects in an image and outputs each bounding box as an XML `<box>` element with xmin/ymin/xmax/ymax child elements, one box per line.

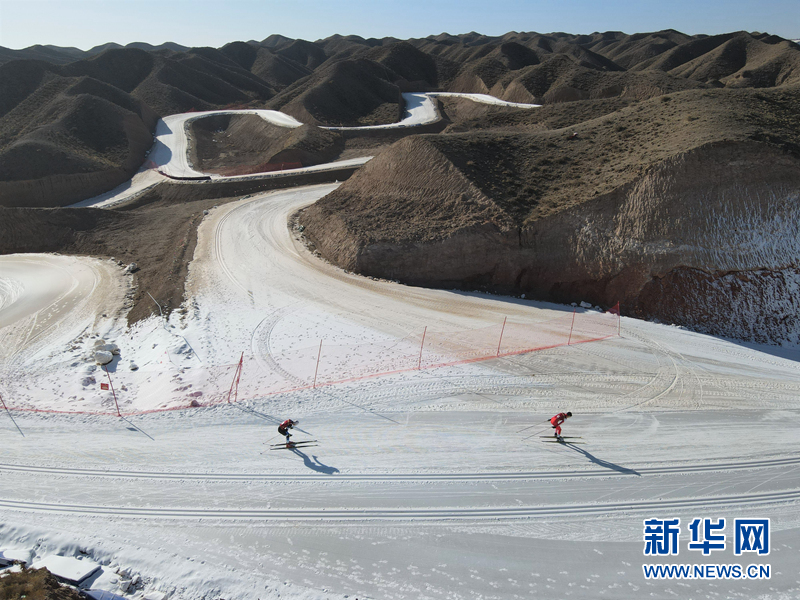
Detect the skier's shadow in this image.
<box><xmin>290</xmin><ymin>447</ymin><xmax>340</xmax><ymax>475</ymax></box>
<box><xmin>232</xmin><ymin>403</ymin><xmax>281</xmax><ymax>425</ymax></box>
<box><xmin>562</xmin><ymin>443</ymin><xmax>641</xmax><ymax>476</ymax></box>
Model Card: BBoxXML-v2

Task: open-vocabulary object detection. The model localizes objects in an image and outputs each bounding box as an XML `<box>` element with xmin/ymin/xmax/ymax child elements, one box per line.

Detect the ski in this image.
<box><xmin>539</xmin><ymin>436</ymin><xmax>582</xmax><ymax>439</ymax></box>
<box><xmin>268</xmin><ymin>439</ymin><xmax>317</xmax><ymax>447</ymax></box>
<box><xmin>270</xmin><ymin>443</ymin><xmax>319</xmax><ymax>451</ymax></box>
<box><xmin>542</xmin><ymin>439</ymin><xmax>586</xmax><ymax>444</ymax></box>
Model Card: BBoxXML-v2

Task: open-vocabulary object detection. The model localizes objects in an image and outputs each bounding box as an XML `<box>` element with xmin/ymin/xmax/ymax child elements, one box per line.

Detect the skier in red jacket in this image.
<box><xmin>278</xmin><ymin>419</ymin><xmax>298</xmax><ymax>445</ymax></box>
<box><xmin>550</xmin><ymin>412</ymin><xmax>572</xmax><ymax>439</ymax></box>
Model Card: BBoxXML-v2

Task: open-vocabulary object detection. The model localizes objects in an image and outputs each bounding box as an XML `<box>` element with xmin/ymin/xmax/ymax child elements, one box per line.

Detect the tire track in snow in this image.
<box><xmin>638</xmin><ymin>334</ymin><xmax>706</xmax><ymax>408</ymax></box>
<box><xmin>251</xmin><ymin>305</ymin><xmax>308</xmax><ymax>386</ymax></box>
<box><xmin>612</xmin><ymin>331</ymin><xmax>682</xmax><ymax>411</ymax></box>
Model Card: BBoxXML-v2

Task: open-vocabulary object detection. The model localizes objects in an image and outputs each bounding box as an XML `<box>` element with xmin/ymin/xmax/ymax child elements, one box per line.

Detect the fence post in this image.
<box><xmin>102</xmin><ymin>365</ymin><xmax>122</xmax><ymax>417</ymax></box>
<box><xmin>313</xmin><ymin>340</ymin><xmax>323</xmax><ymax>389</ymax></box>
<box><xmin>496</xmin><ymin>317</ymin><xmax>507</xmax><ymax>357</ymax></box>
<box><xmin>227</xmin><ymin>352</ymin><xmax>243</xmax><ymax>403</ymax></box>
<box><xmin>0</xmin><ymin>390</ymin><xmax>24</xmax><ymax>437</ymax></box>
<box><xmin>567</xmin><ymin>310</ymin><xmax>576</xmax><ymax>345</ymax></box>
<box><xmin>417</xmin><ymin>326</ymin><xmax>427</xmax><ymax>370</ymax></box>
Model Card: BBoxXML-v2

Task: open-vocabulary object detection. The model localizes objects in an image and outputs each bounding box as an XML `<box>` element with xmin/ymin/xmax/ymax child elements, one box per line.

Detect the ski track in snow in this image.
<box><xmin>2</xmin><ymin>100</ymin><xmax>800</xmax><ymax>599</ymax></box>
<box><xmin>4</xmin><ymin>453</ymin><xmax>800</xmax><ymax>481</ymax></box>
<box><xmin>2</xmin><ymin>487</ymin><xmax>800</xmax><ymax>520</ymax></box>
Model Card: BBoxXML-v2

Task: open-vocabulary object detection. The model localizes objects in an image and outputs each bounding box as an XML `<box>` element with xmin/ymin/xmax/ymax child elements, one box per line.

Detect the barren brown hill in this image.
<box><xmin>251</xmin><ymin>51</ymin><xmax>313</xmax><ymax>89</ymax></box>
<box><xmin>668</xmin><ymin>34</ymin><xmax>800</xmax><ymax>87</ymax></box>
<box><xmin>82</xmin><ymin>41</ymin><xmax>189</xmax><ymax>56</ymax></box>
<box><xmin>315</xmin><ymin>34</ymin><xmax>398</xmax><ymax>56</ymax></box>
<box><xmin>486</xmin><ymin>53</ymin><xmax>706</xmax><ymax>103</ymax></box>
<box><xmin>299</xmin><ymin>85</ymin><xmax>800</xmax><ymax>343</ymax></box>
<box><xmin>579</xmin><ymin>29</ymin><xmax>695</xmax><ymax>68</ymax></box>
<box><xmin>363</xmin><ymin>42</ymin><xmax>440</xmax><ymax>88</ymax></box>
<box><xmin>410</xmin><ymin>29</ymin><xmax>800</xmax><ymax>99</ymax></box>
<box><xmin>4</xmin><ymin>28</ymin><xmax>800</xmax><ymax>343</ymax></box>
<box><xmin>7</xmin><ymin>46</ymin><xmax>278</xmax><ymax>118</ymax></box>
<box><xmin>260</xmin><ymin>34</ymin><xmax>294</xmax><ymax>49</ymax></box>
<box><xmin>267</xmin><ymin>57</ymin><xmax>402</xmax><ymax>126</ymax></box>
<box><xmin>189</xmin><ymin>114</ymin><xmax>342</xmax><ymax>174</ymax></box>
<box><xmin>631</xmin><ymin>31</ymin><xmax>800</xmax><ymax>89</ymax></box>
<box><xmin>0</xmin><ymin>66</ymin><xmax>158</xmax><ymax>207</ymax></box>
<box><xmin>448</xmin><ymin>42</ymin><xmax>541</xmax><ymax>93</ymax></box>
<box><xmin>220</xmin><ymin>41</ymin><xmax>312</xmax><ymax>90</ymax></box>
<box><xmin>125</xmin><ymin>49</ymin><xmax>276</xmax><ymax>115</ymax></box>
<box><xmin>0</xmin><ymin>39</ymin><xmax>186</xmax><ymax>67</ymax></box>
<box><xmin>275</xmin><ymin>39</ymin><xmax>328</xmax><ymax>70</ymax></box>
<box><xmin>0</xmin><ymin>44</ymin><xmax>85</xmax><ymax>65</ymax></box>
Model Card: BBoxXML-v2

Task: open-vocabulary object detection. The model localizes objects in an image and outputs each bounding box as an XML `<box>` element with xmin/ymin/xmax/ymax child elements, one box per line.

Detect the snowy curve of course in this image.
<box><xmin>71</xmin><ymin>92</ymin><xmax>539</xmax><ymax>208</ymax></box>
<box><xmin>0</xmin><ymin>254</ymin><xmax>130</xmax><ymax>416</ymax></box>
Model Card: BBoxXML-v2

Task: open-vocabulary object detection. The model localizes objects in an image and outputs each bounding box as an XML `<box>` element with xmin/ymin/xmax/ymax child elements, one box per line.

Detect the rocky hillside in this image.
<box><xmin>300</xmin><ymin>85</ymin><xmax>800</xmax><ymax>344</ymax></box>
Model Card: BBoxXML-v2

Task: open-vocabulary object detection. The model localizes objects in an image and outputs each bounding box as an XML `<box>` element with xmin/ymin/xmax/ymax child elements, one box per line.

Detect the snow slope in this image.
<box><xmin>0</xmin><ymin>254</ymin><xmax>130</xmax><ymax>369</ymax></box>
<box><xmin>2</xmin><ymin>186</ymin><xmax>800</xmax><ymax>600</ymax></box>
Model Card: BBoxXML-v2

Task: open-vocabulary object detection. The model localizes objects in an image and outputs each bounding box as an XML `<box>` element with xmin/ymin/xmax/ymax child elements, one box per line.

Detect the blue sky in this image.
<box><xmin>0</xmin><ymin>0</ymin><xmax>797</xmax><ymax>50</ymax></box>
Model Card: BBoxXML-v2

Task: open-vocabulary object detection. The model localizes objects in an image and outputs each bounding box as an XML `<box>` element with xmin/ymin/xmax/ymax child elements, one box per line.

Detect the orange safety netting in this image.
<box><xmin>3</xmin><ymin>308</ymin><xmax>620</xmax><ymax>416</ymax></box>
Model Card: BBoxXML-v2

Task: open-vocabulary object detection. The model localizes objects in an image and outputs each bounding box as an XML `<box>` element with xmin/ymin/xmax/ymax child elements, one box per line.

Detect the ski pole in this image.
<box><xmin>515</xmin><ymin>419</ymin><xmax>551</xmax><ymax>433</ymax></box>
<box><xmin>521</xmin><ymin>427</ymin><xmax>555</xmax><ymax>441</ymax></box>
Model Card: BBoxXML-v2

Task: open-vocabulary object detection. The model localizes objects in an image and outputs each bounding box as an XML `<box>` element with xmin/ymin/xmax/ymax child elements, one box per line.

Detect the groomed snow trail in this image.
<box><xmin>3</xmin><ymin>186</ymin><xmax>800</xmax><ymax>600</ymax></box>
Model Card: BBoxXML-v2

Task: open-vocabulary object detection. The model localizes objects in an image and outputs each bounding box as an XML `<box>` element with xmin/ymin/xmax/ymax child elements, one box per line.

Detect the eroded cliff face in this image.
<box><xmin>517</xmin><ymin>141</ymin><xmax>800</xmax><ymax>343</ymax></box>
<box><xmin>302</xmin><ymin>141</ymin><xmax>800</xmax><ymax>344</ymax></box>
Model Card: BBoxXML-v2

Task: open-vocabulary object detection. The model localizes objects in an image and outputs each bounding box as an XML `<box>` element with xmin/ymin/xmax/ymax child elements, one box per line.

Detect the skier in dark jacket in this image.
<box><xmin>550</xmin><ymin>412</ymin><xmax>572</xmax><ymax>439</ymax></box>
<box><xmin>278</xmin><ymin>419</ymin><xmax>298</xmax><ymax>445</ymax></box>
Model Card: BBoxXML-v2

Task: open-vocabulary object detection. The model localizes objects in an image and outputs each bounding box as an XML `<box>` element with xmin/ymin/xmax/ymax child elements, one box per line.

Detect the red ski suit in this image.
<box><xmin>550</xmin><ymin>412</ymin><xmax>569</xmax><ymax>436</ymax></box>
<box><xmin>278</xmin><ymin>419</ymin><xmax>296</xmax><ymax>438</ymax></box>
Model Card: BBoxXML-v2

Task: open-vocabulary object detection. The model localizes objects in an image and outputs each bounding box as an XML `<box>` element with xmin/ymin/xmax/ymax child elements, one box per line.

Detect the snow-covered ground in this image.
<box><xmin>0</xmin><ymin>254</ymin><xmax>130</xmax><ymax>388</ymax></box>
<box><xmin>427</xmin><ymin>91</ymin><xmax>542</xmax><ymax>108</ymax></box>
<box><xmin>3</xmin><ymin>185</ymin><xmax>800</xmax><ymax>600</ymax></box>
